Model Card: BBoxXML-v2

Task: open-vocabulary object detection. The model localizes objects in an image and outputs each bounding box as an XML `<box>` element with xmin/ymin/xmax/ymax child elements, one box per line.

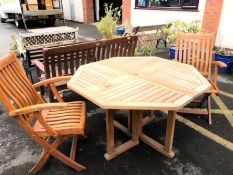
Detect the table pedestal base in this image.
<box><xmin>105</xmin><ymin>110</ymin><xmax>176</xmax><ymax>160</ymax></box>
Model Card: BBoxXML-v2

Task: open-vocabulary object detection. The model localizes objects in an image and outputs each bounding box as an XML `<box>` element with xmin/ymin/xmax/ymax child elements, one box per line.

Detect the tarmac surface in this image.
<box><xmin>0</xmin><ymin>19</ymin><xmax>233</xmax><ymax>175</ymax></box>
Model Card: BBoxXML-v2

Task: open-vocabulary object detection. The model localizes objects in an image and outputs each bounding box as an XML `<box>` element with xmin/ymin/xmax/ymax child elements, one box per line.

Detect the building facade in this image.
<box><xmin>122</xmin><ymin>0</ymin><xmax>232</xmax><ymax>49</ymax></box>
<box><xmin>63</xmin><ymin>0</ymin><xmax>232</xmax><ymax>49</ymax></box>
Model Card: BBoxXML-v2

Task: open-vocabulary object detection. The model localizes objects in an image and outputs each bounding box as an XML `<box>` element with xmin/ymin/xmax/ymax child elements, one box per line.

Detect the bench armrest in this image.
<box><xmin>31</xmin><ymin>59</ymin><xmax>45</xmax><ymax>72</ymax></box>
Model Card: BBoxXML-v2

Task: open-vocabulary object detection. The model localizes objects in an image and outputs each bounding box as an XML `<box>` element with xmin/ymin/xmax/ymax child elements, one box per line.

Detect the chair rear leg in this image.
<box><xmin>70</xmin><ymin>135</ymin><xmax>78</xmax><ymax>160</ymax></box>
<box><xmin>51</xmin><ymin>144</ymin><xmax>86</xmax><ymax>171</ymax></box>
<box><xmin>43</xmin><ymin>138</ymin><xmax>86</xmax><ymax>171</ymax></box>
<box><xmin>207</xmin><ymin>95</ymin><xmax>212</xmax><ymax>125</ymax></box>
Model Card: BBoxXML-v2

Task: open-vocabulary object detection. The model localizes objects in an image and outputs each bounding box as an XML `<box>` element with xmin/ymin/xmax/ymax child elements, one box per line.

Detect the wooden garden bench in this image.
<box><xmin>32</xmin><ymin>36</ymin><xmax>138</xmax><ymax>101</ymax></box>
<box><xmin>18</xmin><ymin>27</ymin><xmax>78</xmax><ymax>81</ymax></box>
<box><xmin>125</xmin><ymin>24</ymin><xmax>167</xmax><ymax>48</ymax></box>
<box><xmin>25</xmin><ymin>42</ymin><xmax>81</xmax><ymax>82</ymax></box>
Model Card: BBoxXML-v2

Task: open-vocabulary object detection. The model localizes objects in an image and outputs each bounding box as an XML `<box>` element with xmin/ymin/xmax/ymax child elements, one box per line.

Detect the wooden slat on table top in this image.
<box><xmin>68</xmin><ymin>57</ymin><xmax>211</xmax><ymax>110</ymax></box>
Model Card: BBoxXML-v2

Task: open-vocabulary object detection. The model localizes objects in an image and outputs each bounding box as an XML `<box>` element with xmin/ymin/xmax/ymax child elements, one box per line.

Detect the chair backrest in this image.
<box><xmin>0</xmin><ymin>52</ymin><xmax>44</xmax><ymax>121</ymax></box>
<box><xmin>43</xmin><ymin>36</ymin><xmax>138</xmax><ymax>78</ymax></box>
<box><xmin>175</xmin><ymin>33</ymin><xmax>214</xmax><ymax>79</ymax></box>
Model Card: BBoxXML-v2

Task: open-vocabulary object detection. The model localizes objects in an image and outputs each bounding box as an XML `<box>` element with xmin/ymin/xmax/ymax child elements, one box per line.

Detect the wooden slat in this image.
<box><xmin>199</xmin><ymin>38</ymin><xmax>206</xmax><ymax>72</ymax></box>
<box><xmin>175</xmin><ymin>33</ymin><xmax>214</xmax><ymax>77</ymax></box>
<box><xmin>69</xmin><ymin>52</ymin><xmax>75</xmax><ymax>75</ymax></box>
<box><xmin>195</xmin><ymin>38</ymin><xmax>201</xmax><ymax>70</ymax></box>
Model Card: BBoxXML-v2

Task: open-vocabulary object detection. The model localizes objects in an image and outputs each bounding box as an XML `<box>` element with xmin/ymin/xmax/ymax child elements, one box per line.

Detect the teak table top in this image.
<box><xmin>68</xmin><ymin>57</ymin><xmax>211</xmax><ymax>110</ymax></box>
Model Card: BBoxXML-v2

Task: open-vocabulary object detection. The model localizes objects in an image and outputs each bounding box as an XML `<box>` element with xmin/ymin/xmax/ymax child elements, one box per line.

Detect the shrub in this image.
<box><xmin>159</xmin><ymin>20</ymin><xmax>201</xmax><ymax>45</ymax></box>
<box><xmin>96</xmin><ymin>4</ymin><xmax>121</xmax><ymax>39</ymax></box>
<box><xmin>135</xmin><ymin>35</ymin><xmax>156</xmax><ymax>56</ymax></box>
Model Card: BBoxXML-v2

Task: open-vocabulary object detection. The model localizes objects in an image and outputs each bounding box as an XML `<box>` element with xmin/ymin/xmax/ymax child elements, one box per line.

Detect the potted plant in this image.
<box><xmin>96</xmin><ymin>3</ymin><xmax>122</xmax><ymax>39</ymax></box>
<box><xmin>159</xmin><ymin>20</ymin><xmax>201</xmax><ymax>59</ymax></box>
<box><xmin>214</xmin><ymin>47</ymin><xmax>233</xmax><ymax>74</ymax></box>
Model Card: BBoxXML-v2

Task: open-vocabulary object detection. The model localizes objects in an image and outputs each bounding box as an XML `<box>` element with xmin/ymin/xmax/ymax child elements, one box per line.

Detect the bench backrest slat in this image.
<box><xmin>43</xmin><ymin>36</ymin><xmax>138</xmax><ymax>79</ymax></box>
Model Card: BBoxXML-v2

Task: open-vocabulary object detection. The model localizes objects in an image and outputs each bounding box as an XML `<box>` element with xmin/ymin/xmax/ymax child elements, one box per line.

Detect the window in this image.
<box><xmin>135</xmin><ymin>0</ymin><xmax>199</xmax><ymax>10</ymax></box>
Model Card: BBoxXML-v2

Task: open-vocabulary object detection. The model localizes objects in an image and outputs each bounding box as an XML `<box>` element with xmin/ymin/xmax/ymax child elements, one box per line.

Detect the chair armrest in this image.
<box><xmin>32</xmin><ymin>76</ymin><xmax>72</xmax><ymax>89</ymax></box>
<box><xmin>10</xmin><ymin>103</ymin><xmax>68</xmax><ymax>117</ymax></box>
<box><xmin>210</xmin><ymin>61</ymin><xmax>227</xmax><ymax>89</ymax></box>
<box><xmin>31</xmin><ymin>59</ymin><xmax>45</xmax><ymax>72</ymax></box>
<box><xmin>212</xmin><ymin>61</ymin><xmax>227</xmax><ymax>68</ymax></box>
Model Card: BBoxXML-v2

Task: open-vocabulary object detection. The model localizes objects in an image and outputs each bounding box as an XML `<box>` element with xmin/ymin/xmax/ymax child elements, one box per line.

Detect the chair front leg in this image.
<box><xmin>29</xmin><ymin>136</ymin><xmax>67</xmax><ymax>174</ymax></box>
<box><xmin>16</xmin><ymin>108</ymin><xmax>86</xmax><ymax>174</ymax></box>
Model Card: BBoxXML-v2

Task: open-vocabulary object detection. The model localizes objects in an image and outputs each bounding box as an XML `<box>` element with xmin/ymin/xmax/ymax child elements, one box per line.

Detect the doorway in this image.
<box><xmin>94</xmin><ymin>0</ymin><xmax>122</xmax><ymax>21</ymax></box>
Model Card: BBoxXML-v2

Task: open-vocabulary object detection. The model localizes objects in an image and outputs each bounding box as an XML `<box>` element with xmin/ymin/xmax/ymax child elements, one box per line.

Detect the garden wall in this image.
<box><xmin>215</xmin><ymin>0</ymin><xmax>233</xmax><ymax>49</ymax></box>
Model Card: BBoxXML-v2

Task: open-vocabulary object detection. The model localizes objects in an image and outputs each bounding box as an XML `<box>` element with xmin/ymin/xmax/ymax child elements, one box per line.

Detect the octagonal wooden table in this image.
<box><xmin>68</xmin><ymin>57</ymin><xmax>211</xmax><ymax>160</ymax></box>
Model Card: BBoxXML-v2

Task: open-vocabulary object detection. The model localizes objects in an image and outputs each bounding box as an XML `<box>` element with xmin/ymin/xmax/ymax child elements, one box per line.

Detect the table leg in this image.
<box><xmin>164</xmin><ymin>111</ymin><xmax>176</xmax><ymax>155</ymax></box>
<box><xmin>105</xmin><ymin>110</ymin><xmax>114</xmax><ymax>155</ymax></box>
<box><xmin>132</xmin><ymin>110</ymin><xmax>142</xmax><ymax>141</ymax></box>
<box><xmin>139</xmin><ymin>110</ymin><xmax>175</xmax><ymax>158</ymax></box>
<box><xmin>127</xmin><ymin>110</ymin><xmax>132</xmax><ymax>133</ymax></box>
<box><xmin>113</xmin><ymin>110</ymin><xmax>176</xmax><ymax>159</ymax></box>
<box><xmin>127</xmin><ymin>110</ymin><xmax>155</xmax><ymax>130</ymax></box>
<box><xmin>104</xmin><ymin>110</ymin><xmax>139</xmax><ymax>161</ymax></box>
<box><xmin>142</xmin><ymin>111</ymin><xmax>156</xmax><ymax>126</ymax></box>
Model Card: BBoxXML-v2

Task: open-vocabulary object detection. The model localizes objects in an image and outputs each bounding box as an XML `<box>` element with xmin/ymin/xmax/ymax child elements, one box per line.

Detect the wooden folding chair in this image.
<box><xmin>0</xmin><ymin>52</ymin><xmax>86</xmax><ymax>174</ymax></box>
<box><xmin>174</xmin><ymin>33</ymin><xmax>226</xmax><ymax>124</ymax></box>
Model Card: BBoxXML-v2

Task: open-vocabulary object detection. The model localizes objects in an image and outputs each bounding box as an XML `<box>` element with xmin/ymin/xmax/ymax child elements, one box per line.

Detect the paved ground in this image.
<box><xmin>0</xmin><ymin>20</ymin><xmax>233</xmax><ymax>175</ymax></box>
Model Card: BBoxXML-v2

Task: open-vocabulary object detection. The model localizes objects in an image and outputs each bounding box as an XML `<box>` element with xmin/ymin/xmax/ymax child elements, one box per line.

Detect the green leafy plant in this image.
<box><xmin>135</xmin><ymin>35</ymin><xmax>156</xmax><ymax>56</ymax></box>
<box><xmin>10</xmin><ymin>34</ymin><xmax>20</xmax><ymax>57</ymax></box>
<box><xmin>216</xmin><ymin>48</ymin><xmax>233</xmax><ymax>56</ymax></box>
<box><xmin>135</xmin><ymin>47</ymin><xmax>156</xmax><ymax>56</ymax></box>
<box><xmin>96</xmin><ymin>3</ymin><xmax>122</xmax><ymax>39</ymax></box>
<box><xmin>159</xmin><ymin>20</ymin><xmax>201</xmax><ymax>45</ymax></box>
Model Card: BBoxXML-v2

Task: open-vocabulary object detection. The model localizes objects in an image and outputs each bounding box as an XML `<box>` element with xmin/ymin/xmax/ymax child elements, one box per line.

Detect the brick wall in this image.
<box><xmin>82</xmin><ymin>0</ymin><xmax>94</xmax><ymax>24</ymax></box>
<box><xmin>202</xmin><ymin>0</ymin><xmax>224</xmax><ymax>35</ymax></box>
<box><xmin>122</xmin><ymin>0</ymin><xmax>131</xmax><ymax>22</ymax></box>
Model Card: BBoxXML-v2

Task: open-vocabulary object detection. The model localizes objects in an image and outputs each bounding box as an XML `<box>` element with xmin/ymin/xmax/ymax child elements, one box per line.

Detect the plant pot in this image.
<box><xmin>169</xmin><ymin>45</ymin><xmax>175</xmax><ymax>59</ymax></box>
<box><xmin>214</xmin><ymin>52</ymin><xmax>233</xmax><ymax>74</ymax></box>
<box><xmin>169</xmin><ymin>45</ymin><xmax>191</xmax><ymax>61</ymax></box>
<box><xmin>115</xmin><ymin>26</ymin><xmax>125</xmax><ymax>36</ymax></box>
